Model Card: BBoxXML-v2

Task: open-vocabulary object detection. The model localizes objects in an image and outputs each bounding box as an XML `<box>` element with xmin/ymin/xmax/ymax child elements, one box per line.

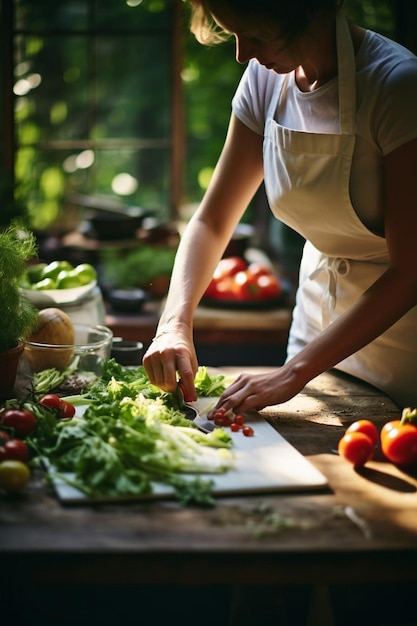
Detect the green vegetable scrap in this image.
<box><xmin>194</xmin><ymin>366</ymin><xmax>231</xmax><ymax>397</ymax></box>
<box><xmin>33</xmin><ymin>356</ymin><xmax>80</xmax><ymax>394</ymax></box>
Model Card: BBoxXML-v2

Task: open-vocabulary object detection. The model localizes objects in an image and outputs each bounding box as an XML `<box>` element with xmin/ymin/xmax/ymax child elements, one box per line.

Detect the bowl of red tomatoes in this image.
<box><xmin>201</xmin><ymin>256</ymin><xmax>289</xmax><ymax>310</ymax></box>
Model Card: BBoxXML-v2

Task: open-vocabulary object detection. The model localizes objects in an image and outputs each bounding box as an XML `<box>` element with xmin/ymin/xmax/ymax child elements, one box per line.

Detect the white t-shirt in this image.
<box><xmin>232</xmin><ymin>29</ymin><xmax>417</xmax><ymax>236</ymax></box>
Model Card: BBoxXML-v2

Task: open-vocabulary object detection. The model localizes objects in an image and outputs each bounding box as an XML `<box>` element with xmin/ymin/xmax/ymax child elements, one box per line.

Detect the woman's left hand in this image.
<box><xmin>214</xmin><ymin>368</ymin><xmax>306</xmax><ymax>414</ymax></box>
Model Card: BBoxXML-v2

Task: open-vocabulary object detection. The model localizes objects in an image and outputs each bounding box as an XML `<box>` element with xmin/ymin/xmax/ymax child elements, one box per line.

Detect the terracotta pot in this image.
<box><xmin>0</xmin><ymin>342</ymin><xmax>24</xmax><ymax>401</ymax></box>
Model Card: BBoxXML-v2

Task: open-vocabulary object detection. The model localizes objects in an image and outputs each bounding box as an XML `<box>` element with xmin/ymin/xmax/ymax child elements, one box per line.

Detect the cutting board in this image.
<box><xmin>51</xmin><ymin>397</ymin><xmax>328</xmax><ymax>504</ymax></box>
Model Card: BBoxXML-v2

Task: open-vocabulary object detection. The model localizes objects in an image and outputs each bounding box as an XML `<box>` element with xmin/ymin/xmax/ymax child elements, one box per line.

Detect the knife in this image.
<box><xmin>176</xmin><ymin>382</ymin><xmax>215</xmax><ymax>434</ymax></box>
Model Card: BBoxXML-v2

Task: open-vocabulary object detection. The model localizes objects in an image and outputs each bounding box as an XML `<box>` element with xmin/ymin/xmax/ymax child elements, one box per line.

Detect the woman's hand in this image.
<box><xmin>213</xmin><ymin>366</ymin><xmax>307</xmax><ymax>414</ymax></box>
<box><xmin>142</xmin><ymin>329</ymin><xmax>199</xmax><ymax>399</ymax></box>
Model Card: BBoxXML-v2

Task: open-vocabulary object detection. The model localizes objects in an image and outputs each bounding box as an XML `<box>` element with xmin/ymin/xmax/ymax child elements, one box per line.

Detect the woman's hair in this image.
<box><xmin>185</xmin><ymin>0</ymin><xmax>345</xmax><ymax>45</ymax></box>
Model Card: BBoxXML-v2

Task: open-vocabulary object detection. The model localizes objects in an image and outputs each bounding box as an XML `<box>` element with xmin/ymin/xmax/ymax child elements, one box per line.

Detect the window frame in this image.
<box><xmin>0</xmin><ymin>0</ymin><xmax>184</xmax><ymax>224</ymax></box>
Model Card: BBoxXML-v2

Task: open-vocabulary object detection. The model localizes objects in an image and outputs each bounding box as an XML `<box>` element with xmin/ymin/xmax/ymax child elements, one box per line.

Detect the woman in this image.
<box><xmin>143</xmin><ymin>0</ymin><xmax>417</xmax><ymax>411</ymax></box>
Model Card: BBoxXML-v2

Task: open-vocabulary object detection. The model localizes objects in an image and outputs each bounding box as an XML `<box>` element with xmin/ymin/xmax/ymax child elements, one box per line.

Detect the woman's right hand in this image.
<box><xmin>142</xmin><ymin>328</ymin><xmax>199</xmax><ymax>400</ymax></box>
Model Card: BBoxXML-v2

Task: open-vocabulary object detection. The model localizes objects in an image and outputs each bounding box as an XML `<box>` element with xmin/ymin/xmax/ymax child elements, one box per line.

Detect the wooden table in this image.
<box><xmin>1</xmin><ymin>368</ymin><xmax>417</xmax><ymax>624</ymax></box>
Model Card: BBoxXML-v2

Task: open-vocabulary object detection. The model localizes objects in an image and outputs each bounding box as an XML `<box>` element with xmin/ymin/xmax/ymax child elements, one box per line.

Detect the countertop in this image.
<box><xmin>1</xmin><ymin>367</ymin><xmax>416</xmax><ymax>587</ymax></box>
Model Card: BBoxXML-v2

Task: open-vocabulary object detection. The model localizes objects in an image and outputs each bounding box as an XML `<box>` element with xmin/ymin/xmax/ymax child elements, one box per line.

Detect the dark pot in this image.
<box><xmin>111</xmin><ymin>339</ymin><xmax>144</xmax><ymax>366</ymax></box>
<box><xmin>222</xmin><ymin>223</ymin><xmax>255</xmax><ymax>258</ymax></box>
<box><xmin>107</xmin><ymin>288</ymin><xmax>148</xmax><ymax>314</ymax></box>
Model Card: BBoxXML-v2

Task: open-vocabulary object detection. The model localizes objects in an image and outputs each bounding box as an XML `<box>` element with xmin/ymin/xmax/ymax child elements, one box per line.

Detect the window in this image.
<box><xmin>1</xmin><ymin>0</ymin><xmax>183</xmax><ymax>230</ymax></box>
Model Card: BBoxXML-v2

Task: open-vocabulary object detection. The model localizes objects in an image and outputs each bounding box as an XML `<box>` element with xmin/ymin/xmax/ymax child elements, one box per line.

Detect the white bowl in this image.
<box><xmin>21</xmin><ymin>280</ymin><xmax>97</xmax><ymax>306</ymax></box>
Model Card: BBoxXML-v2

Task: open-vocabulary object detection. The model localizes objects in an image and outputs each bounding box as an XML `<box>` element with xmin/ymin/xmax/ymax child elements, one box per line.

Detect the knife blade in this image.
<box><xmin>176</xmin><ymin>382</ymin><xmax>215</xmax><ymax>433</ymax></box>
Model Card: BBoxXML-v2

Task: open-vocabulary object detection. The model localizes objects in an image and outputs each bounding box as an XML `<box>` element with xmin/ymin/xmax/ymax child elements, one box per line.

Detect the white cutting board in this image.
<box><xmin>51</xmin><ymin>398</ymin><xmax>328</xmax><ymax>504</ymax></box>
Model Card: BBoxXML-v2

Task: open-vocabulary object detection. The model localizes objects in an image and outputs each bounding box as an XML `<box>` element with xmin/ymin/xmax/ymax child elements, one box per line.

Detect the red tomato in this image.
<box><xmin>256</xmin><ymin>274</ymin><xmax>282</xmax><ymax>299</ymax></box>
<box><xmin>213</xmin><ymin>256</ymin><xmax>247</xmax><ymax>280</ymax></box>
<box><xmin>0</xmin><ymin>408</ymin><xmax>36</xmax><ymax>438</ymax></box>
<box><xmin>345</xmin><ymin>419</ymin><xmax>379</xmax><ymax>446</ymax></box>
<box><xmin>380</xmin><ymin>419</ymin><xmax>402</xmax><ymax>444</ymax></box>
<box><xmin>338</xmin><ymin>432</ymin><xmax>374</xmax><ymax>466</ymax></box>
<box><xmin>0</xmin><ymin>430</ymin><xmax>10</xmax><ymax>444</ymax></box>
<box><xmin>232</xmin><ymin>271</ymin><xmax>261</xmax><ymax>300</ymax></box>
<box><xmin>242</xmin><ymin>425</ymin><xmax>254</xmax><ymax>437</ymax></box>
<box><xmin>210</xmin><ymin>276</ymin><xmax>236</xmax><ymax>300</ymax></box>
<box><xmin>58</xmin><ymin>400</ymin><xmax>76</xmax><ymax>419</ymax></box>
<box><xmin>246</xmin><ymin>263</ymin><xmax>273</xmax><ymax>278</ymax></box>
<box><xmin>233</xmin><ymin>414</ymin><xmax>245</xmax><ymax>426</ymax></box>
<box><xmin>39</xmin><ymin>394</ymin><xmax>62</xmax><ymax>410</ymax></box>
<box><xmin>0</xmin><ymin>439</ymin><xmax>30</xmax><ymax>463</ymax></box>
<box><xmin>380</xmin><ymin>422</ymin><xmax>417</xmax><ymax>466</ymax></box>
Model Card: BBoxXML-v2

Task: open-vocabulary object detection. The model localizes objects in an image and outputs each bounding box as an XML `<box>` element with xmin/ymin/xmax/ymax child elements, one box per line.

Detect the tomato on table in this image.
<box><xmin>0</xmin><ymin>439</ymin><xmax>30</xmax><ymax>463</ymax></box>
<box><xmin>345</xmin><ymin>419</ymin><xmax>379</xmax><ymax>446</ymax></box>
<box><xmin>58</xmin><ymin>400</ymin><xmax>76</xmax><ymax>419</ymax></box>
<box><xmin>0</xmin><ymin>408</ymin><xmax>36</xmax><ymax>438</ymax></box>
<box><xmin>381</xmin><ymin>421</ymin><xmax>417</xmax><ymax>466</ymax></box>
<box><xmin>338</xmin><ymin>431</ymin><xmax>374</xmax><ymax>466</ymax></box>
<box><xmin>39</xmin><ymin>394</ymin><xmax>62</xmax><ymax>410</ymax></box>
<box><xmin>0</xmin><ymin>460</ymin><xmax>30</xmax><ymax>493</ymax></box>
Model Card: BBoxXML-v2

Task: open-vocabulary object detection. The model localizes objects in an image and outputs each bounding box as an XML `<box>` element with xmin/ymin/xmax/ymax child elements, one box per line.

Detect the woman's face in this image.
<box><xmin>211</xmin><ymin>8</ymin><xmax>303</xmax><ymax>73</ymax></box>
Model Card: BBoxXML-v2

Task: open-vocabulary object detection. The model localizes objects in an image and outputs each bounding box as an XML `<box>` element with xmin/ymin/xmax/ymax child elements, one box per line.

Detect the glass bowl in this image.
<box><xmin>17</xmin><ymin>324</ymin><xmax>113</xmax><ymax>397</ymax></box>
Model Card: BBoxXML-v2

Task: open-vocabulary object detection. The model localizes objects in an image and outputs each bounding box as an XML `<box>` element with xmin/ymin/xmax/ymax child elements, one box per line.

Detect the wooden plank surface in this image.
<box><xmin>1</xmin><ymin>367</ymin><xmax>417</xmax><ymax>587</ymax></box>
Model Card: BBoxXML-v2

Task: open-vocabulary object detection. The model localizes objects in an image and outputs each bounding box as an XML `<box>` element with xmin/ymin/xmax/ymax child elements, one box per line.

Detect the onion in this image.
<box><xmin>25</xmin><ymin>308</ymin><xmax>75</xmax><ymax>371</ymax></box>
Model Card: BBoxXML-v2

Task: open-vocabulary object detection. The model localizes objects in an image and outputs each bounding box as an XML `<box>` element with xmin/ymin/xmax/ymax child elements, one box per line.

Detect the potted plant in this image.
<box><xmin>0</xmin><ymin>223</ymin><xmax>39</xmax><ymax>400</ymax></box>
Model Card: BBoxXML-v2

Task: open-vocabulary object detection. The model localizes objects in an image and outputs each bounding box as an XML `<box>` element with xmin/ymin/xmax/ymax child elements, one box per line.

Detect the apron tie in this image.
<box><xmin>310</xmin><ymin>256</ymin><xmax>351</xmax><ymax>328</ymax></box>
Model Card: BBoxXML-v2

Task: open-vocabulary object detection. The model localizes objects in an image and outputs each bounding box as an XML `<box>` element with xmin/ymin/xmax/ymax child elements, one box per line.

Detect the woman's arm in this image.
<box><xmin>217</xmin><ymin>136</ymin><xmax>417</xmax><ymax>413</ymax></box>
<box><xmin>143</xmin><ymin>114</ymin><xmax>264</xmax><ymax>396</ymax></box>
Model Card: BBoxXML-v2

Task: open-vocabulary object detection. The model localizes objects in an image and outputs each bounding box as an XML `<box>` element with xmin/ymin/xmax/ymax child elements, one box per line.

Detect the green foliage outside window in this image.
<box><xmin>0</xmin><ymin>0</ymin><xmax>403</xmax><ymax>232</ymax></box>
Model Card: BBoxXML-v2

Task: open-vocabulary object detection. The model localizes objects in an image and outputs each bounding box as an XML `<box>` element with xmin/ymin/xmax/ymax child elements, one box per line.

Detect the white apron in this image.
<box><xmin>263</xmin><ymin>15</ymin><xmax>417</xmax><ymax>409</ymax></box>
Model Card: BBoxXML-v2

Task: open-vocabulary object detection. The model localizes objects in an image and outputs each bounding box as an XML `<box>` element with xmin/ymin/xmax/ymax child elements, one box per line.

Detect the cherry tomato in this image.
<box><xmin>58</xmin><ymin>400</ymin><xmax>76</xmax><ymax>419</ymax></box>
<box><xmin>242</xmin><ymin>425</ymin><xmax>254</xmax><ymax>437</ymax></box>
<box><xmin>345</xmin><ymin>419</ymin><xmax>379</xmax><ymax>446</ymax></box>
<box><xmin>0</xmin><ymin>439</ymin><xmax>30</xmax><ymax>463</ymax></box>
<box><xmin>0</xmin><ymin>460</ymin><xmax>30</xmax><ymax>493</ymax></box>
<box><xmin>338</xmin><ymin>432</ymin><xmax>374</xmax><ymax>466</ymax></box>
<box><xmin>380</xmin><ymin>422</ymin><xmax>417</xmax><ymax>466</ymax></box>
<box><xmin>233</xmin><ymin>414</ymin><xmax>245</xmax><ymax>426</ymax></box>
<box><xmin>0</xmin><ymin>408</ymin><xmax>36</xmax><ymax>438</ymax></box>
<box><xmin>39</xmin><ymin>394</ymin><xmax>62</xmax><ymax>410</ymax></box>
<box><xmin>230</xmin><ymin>422</ymin><xmax>242</xmax><ymax>432</ymax></box>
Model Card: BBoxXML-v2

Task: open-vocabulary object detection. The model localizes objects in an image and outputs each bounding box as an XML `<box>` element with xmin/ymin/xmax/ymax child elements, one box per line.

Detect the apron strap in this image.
<box><xmin>337</xmin><ymin>15</ymin><xmax>357</xmax><ymax>135</ymax></box>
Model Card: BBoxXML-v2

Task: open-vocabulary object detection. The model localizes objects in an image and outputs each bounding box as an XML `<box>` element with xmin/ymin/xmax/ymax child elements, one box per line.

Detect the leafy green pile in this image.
<box><xmin>30</xmin><ymin>362</ymin><xmax>234</xmax><ymax>506</ymax></box>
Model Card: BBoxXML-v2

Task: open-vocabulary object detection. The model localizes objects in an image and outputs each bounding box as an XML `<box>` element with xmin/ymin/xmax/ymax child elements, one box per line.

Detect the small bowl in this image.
<box><xmin>17</xmin><ymin>324</ymin><xmax>113</xmax><ymax>395</ymax></box>
<box><xmin>111</xmin><ymin>339</ymin><xmax>144</xmax><ymax>366</ymax></box>
<box><xmin>107</xmin><ymin>288</ymin><xmax>148</xmax><ymax>313</ymax></box>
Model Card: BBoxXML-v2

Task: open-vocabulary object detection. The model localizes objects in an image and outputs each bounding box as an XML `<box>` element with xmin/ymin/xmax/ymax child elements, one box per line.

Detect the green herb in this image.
<box><xmin>0</xmin><ymin>223</ymin><xmax>39</xmax><ymax>351</ymax></box>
